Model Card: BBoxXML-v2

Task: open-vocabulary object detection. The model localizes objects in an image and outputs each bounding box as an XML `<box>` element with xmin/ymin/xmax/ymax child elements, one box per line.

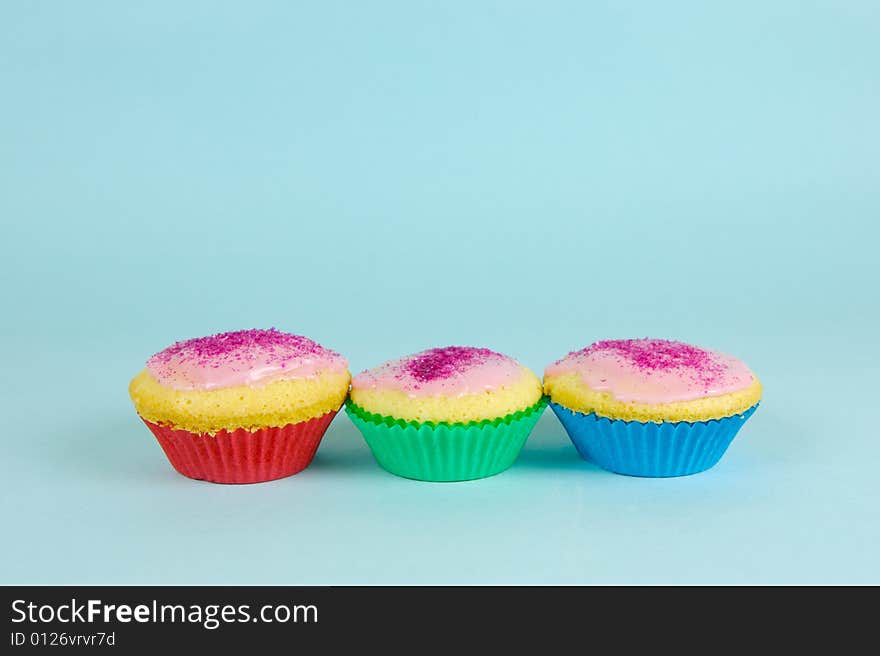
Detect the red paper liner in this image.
<box><xmin>141</xmin><ymin>410</ymin><xmax>338</xmax><ymax>484</ymax></box>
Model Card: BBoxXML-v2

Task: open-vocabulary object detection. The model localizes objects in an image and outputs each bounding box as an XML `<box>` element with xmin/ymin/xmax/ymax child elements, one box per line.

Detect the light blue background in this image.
<box><xmin>2</xmin><ymin>1</ymin><xmax>877</xmax><ymax>584</ymax></box>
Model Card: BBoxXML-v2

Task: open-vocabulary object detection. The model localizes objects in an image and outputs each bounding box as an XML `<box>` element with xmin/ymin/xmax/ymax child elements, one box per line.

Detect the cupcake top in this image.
<box><xmin>352</xmin><ymin>346</ymin><xmax>525</xmax><ymax>398</ymax></box>
<box><xmin>350</xmin><ymin>346</ymin><xmax>543</xmax><ymax>423</ymax></box>
<box><xmin>146</xmin><ymin>328</ymin><xmax>349</xmax><ymax>391</ymax></box>
<box><xmin>545</xmin><ymin>338</ymin><xmax>754</xmax><ymax>404</ymax></box>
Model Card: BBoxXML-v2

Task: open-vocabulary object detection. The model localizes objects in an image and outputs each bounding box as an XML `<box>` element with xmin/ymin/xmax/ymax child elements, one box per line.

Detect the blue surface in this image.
<box><xmin>1</xmin><ymin>2</ymin><xmax>878</xmax><ymax>584</ymax></box>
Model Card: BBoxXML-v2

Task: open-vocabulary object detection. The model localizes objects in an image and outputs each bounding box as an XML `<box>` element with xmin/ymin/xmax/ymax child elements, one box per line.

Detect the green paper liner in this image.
<box><xmin>346</xmin><ymin>397</ymin><xmax>547</xmax><ymax>482</ymax></box>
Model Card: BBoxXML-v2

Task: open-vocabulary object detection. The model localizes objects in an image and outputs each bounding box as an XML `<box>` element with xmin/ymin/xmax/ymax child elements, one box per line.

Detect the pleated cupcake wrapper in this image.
<box><xmin>346</xmin><ymin>397</ymin><xmax>548</xmax><ymax>482</ymax></box>
<box><xmin>550</xmin><ymin>401</ymin><xmax>758</xmax><ymax>478</ymax></box>
<box><xmin>142</xmin><ymin>409</ymin><xmax>338</xmax><ymax>484</ymax></box>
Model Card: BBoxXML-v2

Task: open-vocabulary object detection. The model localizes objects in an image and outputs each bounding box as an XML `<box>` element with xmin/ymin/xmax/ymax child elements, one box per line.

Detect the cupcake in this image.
<box><xmin>544</xmin><ymin>339</ymin><xmax>762</xmax><ymax>477</ymax></box>
<box><xmin>129</xmin><ymin>328</ymin><xmax>350</xmax><ymax>484</ymax></box>
<box><xmin>347</xmin><ymin>346</ymin><xmax>546</xmax><ymax>482</ymax></box>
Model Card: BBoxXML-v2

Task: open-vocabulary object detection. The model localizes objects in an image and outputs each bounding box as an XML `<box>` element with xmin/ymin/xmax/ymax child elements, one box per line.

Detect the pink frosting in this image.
<box><xmin>352</xmin><ymin>346</ymin><xmax>526</xmax><ymax>398</ymax></box>
<box><xmin>146</xmin><ymin>328</ymin><xmax>348</xmax><ymax>391</ymax></box>
<box><xmin>544</xmin><ymin>339</ymin><xmax>755</xmax><ymax>404</ymax></box>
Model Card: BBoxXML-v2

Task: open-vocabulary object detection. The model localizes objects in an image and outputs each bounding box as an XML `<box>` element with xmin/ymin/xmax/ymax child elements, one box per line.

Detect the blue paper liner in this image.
<box><xmin>550</xmin><ymin>402</ymin><xmax>758</xmax><ymax>477</ymax></box>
